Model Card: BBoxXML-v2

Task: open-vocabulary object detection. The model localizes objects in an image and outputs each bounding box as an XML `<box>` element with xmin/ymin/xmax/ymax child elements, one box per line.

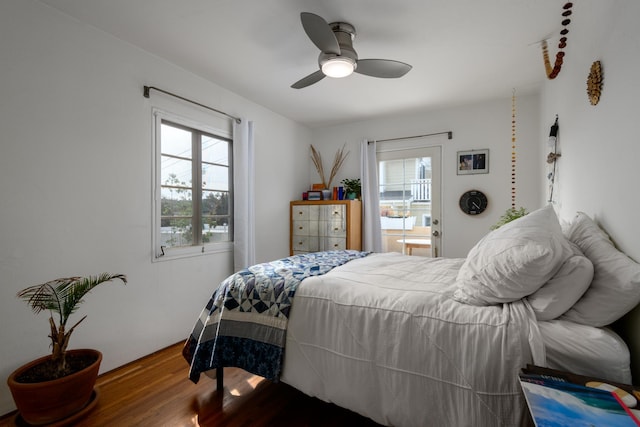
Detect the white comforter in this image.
<box><xmin>281</xmin><ymin>252</ymin><xmax>545</xmax><ymax>427</ymax></box>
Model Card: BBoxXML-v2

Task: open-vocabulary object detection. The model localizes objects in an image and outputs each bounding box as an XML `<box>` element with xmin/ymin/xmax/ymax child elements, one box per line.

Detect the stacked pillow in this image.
<box><xmin>453</xmin><ymin>205</ymin><xmax>573</xmax><ymax>306</ymax></box>
<box><xmin>560</xmin><ymin>212</ymin><xmax>640</xmax><ymax>327</ymax></box>
<box><xmin>527</xmin><ymin>241</ymin><xmax>593</xmax><ymax>321</ymax></box>
<box><xmin>454</xmin><ymin>207</ymin><xmax>640</xmax><ymax>326</ymax></box>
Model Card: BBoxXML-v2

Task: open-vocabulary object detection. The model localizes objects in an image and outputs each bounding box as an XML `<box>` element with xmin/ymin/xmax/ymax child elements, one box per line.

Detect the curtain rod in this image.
<box><xmin>369</xmin><ymin>131</ymin><xmax>452</xmax><ymax>144</ymax></box>
<box><xmin>143</xmin><ymin>86</ymin><xmax>241</xmax><ymax>124</ymax></box>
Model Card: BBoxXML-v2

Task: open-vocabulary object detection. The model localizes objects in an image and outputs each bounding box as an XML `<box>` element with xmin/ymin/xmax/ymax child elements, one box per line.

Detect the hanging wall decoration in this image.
<box><xmin>490</xmin><ymin>90</ymin><xmax>528</xmax><ymax>229</ymax></box>
<box><xmin>587</xmin><ymin>60</ymin><xmax>603</xmax><ymax>105</ymax></box>
<box><xmin>511</xmin><ymin>89</ymin><xmax>517</xmax><ymax>209</ymax></box>
<box><xmin>541</xmin><ymin>2</ymin><xmax>573</xmax><ymax>80</ymax></box>
<box><xmin>547</xmin><ymin>115</ymin><xmax>560</xmax><ymax>202</ymax></box>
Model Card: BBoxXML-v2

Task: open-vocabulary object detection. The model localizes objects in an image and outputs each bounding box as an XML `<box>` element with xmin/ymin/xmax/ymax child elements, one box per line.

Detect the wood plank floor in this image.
<box><xmin>1</xmin><ymin>342</ymin><xmax>383</xmax><ymax>426</ymax></box>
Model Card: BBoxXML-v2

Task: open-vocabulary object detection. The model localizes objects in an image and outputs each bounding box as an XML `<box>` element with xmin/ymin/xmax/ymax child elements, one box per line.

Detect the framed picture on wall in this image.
<box><xmin>457</xmin><ymin>149</ymin><xmax>489</xmax><ymax>175</ymax></box>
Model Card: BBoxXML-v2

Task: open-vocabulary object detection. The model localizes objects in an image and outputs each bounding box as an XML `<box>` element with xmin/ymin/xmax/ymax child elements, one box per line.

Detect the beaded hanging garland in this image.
<box><xmin>541</xmin><ymin>2</ymin><xmax>573</xmax><ymax>80</ymax></box>
<box><xmin>511</xmin><ymin>90</ymin><xmax>517</xmax><ymax>209</ymax></box>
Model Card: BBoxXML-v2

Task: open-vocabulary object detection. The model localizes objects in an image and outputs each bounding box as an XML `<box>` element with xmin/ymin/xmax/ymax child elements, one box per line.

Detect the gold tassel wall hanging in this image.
<box><xmin>541</xmin><ymin>2</ymin><xmax>573</xmax><ymax>80</ymax></box>
<box><xmin>490</xmin><ymin>90</ymin><xmax>528</xmax><ymax>229</ymax></box>
<box><xmin>511</xmin><ymin>89</ymin><xmax>517</xmax><ymax>209</ymax></box>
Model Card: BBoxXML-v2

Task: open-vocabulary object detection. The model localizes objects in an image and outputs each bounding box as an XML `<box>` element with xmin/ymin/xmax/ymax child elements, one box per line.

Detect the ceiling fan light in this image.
<box><xmin>322</xmin><ymin>58</ymin><xmax>355</xmax><ymax>78</ymax></box>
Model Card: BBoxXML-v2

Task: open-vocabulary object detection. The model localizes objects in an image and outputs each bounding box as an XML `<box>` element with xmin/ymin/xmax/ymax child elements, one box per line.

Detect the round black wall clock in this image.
<box><xmin>459</xmin><ymin>190</ymin><xmax>488</xmax><ymax>215</ymax></box>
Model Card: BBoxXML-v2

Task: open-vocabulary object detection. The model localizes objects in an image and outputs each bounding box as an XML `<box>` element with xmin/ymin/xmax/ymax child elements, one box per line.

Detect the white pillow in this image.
<box><xmin>561</xmin><ymin>212</ymin><xmax>640</xmax><ymax>327</ymax></box>
<box><xmin>527</xmin><ymin>242</ymin><xmax>593</xmax><ymax>321</ymax></box>
<box><xmin>453</xmin><ymin>205</ymin><xmax>573</xmax><ymax>306</ymax></box>
<box><xmin>539</xmin><ymin>320</ymin><xmax>632</xmax><ymax>384</ymax></box>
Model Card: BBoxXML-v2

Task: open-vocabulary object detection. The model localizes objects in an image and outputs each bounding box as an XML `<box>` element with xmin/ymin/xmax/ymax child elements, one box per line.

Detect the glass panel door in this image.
<box><xmin>378</xmin><ymin>146</ymin><xmax>441</xmax><ymax>257</ymax></box>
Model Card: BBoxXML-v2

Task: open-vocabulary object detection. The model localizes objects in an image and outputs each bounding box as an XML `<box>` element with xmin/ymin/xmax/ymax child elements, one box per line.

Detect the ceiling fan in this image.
<box><xmin>291</xmin><ymin>12</ymin><xmax>413</xmax><ymax>89</ymax></box>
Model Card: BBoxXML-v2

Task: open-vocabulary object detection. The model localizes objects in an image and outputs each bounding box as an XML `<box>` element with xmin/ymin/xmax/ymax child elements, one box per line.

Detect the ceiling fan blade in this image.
<box><xmin>300</xmin><ymin>12</ymin><xmax>340</xmax><ymax>55</ymax></box>
<box><xmin>291</xmin><ymin>70</ymin><xmax>326</xmax><ymax>89</ymax></box>
<box><xmin>355</xmin><ymin>59</ymin><xmax>412</xmax><ymax>78</ymax></box>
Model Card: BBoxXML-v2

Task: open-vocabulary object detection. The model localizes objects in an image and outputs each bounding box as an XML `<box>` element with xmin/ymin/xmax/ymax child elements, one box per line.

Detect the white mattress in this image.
<box><xmin>539</xmin><ymin>319</ymin><xmax>632</xmax><ymax>384</ymax></box>
<box><xmin>281</xmin><ymin>252</ymin><xmax>545</xmax><ymax>427</ymax></box>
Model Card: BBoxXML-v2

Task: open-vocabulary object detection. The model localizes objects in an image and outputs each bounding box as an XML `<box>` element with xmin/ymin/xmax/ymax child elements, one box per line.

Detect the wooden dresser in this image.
<box><xmin>290</xmin><ymin>200</ymin><xmax>362</xmax><ymax>255</ymax></box>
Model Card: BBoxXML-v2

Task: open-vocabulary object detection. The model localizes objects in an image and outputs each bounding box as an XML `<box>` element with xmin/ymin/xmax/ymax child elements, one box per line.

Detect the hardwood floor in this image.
<box><xmin>1</xmin><ymin>342</ymin><xmax>383</xmax><ymax>426</ymax></box>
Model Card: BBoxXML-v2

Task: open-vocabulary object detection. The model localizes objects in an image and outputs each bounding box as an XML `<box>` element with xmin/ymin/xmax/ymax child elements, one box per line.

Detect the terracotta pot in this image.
<box><xmin>7</xmin><ymin>349</ymin><xmax>101</xmax><ymax>425</ymax></box>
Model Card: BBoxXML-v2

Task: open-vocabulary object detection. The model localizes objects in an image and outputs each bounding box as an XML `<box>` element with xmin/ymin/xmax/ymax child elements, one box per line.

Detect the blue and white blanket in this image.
<box><xmin>182</xmin><ymin>250</ymin><xmax>370</xmax><ymax>382</ymax></box>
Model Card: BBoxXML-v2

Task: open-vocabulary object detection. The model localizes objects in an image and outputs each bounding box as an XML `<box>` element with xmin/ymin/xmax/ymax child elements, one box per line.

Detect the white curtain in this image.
<box><xmin>360</xmin><ymin>139</ymin><xmax>382</xmax><ymax>252</ymax></box>
<box><xmin>233</xmin><ymin>119</ymin><xmax>255</xmax><ymax>271</ymax></box>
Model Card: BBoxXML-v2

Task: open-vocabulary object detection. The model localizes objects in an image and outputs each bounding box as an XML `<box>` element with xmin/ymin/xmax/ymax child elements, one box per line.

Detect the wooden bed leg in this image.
<box><xmin>216</xmin><ymin>366</ymin><xmax>224</xmax><ymax>391</ymax></box>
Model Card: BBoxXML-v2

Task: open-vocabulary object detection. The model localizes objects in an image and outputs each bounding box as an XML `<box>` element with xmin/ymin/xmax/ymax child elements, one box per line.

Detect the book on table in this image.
<box><xmin>519</xmin><ymin>366</ymin><xmax>640</xmax><ymax>427</ymax></box>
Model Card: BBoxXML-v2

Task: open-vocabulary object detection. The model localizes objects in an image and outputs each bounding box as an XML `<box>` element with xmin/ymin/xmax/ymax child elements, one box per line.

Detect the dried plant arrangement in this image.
<box><xmin>310</xmin><ymin>143</ymin><xmax>349</xmax><ymax>189</ymax></box>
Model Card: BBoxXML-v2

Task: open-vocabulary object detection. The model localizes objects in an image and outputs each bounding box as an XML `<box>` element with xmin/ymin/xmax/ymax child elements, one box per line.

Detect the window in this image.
<box><xmin>153</xmin><ymin>111</ymin><xmax>233</xmax><ymax>259</ymax></box>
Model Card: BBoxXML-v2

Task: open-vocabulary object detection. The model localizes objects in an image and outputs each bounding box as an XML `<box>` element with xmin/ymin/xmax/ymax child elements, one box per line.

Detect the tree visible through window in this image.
<box><xmin>159</xmin><ymin>119</ymin><xmax>232</xmax><ymax>250</ymax></box>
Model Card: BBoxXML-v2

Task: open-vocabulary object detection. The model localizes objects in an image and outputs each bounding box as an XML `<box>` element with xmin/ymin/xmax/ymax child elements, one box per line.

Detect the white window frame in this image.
<box><xmin>152</xmin><ymin>108</ymin><xmax>233</xmax><ymax>261</ymax></box>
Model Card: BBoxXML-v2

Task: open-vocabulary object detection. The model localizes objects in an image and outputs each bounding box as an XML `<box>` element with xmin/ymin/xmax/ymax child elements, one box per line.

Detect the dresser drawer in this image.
<box><xmin>327</xmin><ymin>205</ymin><xmax>345</xmax><ymax>219</ymax></box>
<box><xmin>291</xmin><ymin>236</ymin><xmax>319</xmax><ymax>252</ymax></box>
<box><xmin>323</xmin><ymin>237</ymin><xmax>346</xmax><ymax>251</ymax></box>
<box><xmin>292</xmin><ymin>205</ymin><xmax>310</xmax><ymax>220</ymax></box>
<box><xmin>292</xmin><ymin>220</ymin><xmax>319</xmax><ymax>236</ymax></box>
<box><xmin>325</xmin><ymin>219</ymin><xmax>346</xmax><ymax>237</ymax></box>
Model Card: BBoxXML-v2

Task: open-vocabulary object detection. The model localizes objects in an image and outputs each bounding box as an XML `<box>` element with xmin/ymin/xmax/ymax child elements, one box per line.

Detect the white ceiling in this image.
<box><xmin>39</xmin><ymin>0</ymin><xmax>562</xmax><ymax>128</ymax></box>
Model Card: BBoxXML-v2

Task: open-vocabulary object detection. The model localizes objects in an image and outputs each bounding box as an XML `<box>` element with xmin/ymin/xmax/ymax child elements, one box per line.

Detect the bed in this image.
<box><xmin>182</xmin><ymin>205</ymin><xmax>640</xmax><ymax>427</ymax></box>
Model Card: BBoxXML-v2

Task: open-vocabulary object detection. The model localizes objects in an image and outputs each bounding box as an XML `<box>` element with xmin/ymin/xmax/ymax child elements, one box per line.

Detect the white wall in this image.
<box><xmin>310</xmin><ymin>94</ymin><xmax>542</xmax><ymax>258</ymax></box>
<box><xmin>539</xmin><ymin>0</ymin><xmax>640</xmax><ymax>261</ymax></box>
<box><xmin>538</xmin><ymin>0</ymin><xmax>640</xmax><ymax>378</ymax></box>
<box><xmin>0</xmin><ymin>0</ymin><xmax>309</xmax><ymax>415</ymax></box>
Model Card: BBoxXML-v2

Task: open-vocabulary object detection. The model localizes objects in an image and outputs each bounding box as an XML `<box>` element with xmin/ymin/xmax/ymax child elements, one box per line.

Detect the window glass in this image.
<box><xmin>202</xmin><ymin>164</ymin><xmax>229</xmax><ymax>192</ymax></box>
<box><xmin>202</xmin><ymin>135</ymin><xmax>229</xmax><ymax>165</ymax></box>
<box><xmin>155</xmin><ymin>114</ymin><xmax>232</xmax><ymax>259</ymax></box>
<box><xmin>378</xmin><ymin>156</ymin><xmax>433</xmax><ymax>257</ymax></box>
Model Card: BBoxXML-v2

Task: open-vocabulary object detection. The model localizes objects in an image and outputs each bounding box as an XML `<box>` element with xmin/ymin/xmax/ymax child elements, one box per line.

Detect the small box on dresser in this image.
<box><xmin>290</xmin><ymin>200</ymin><xmax>362</xmax><ymax>256</ymax></box>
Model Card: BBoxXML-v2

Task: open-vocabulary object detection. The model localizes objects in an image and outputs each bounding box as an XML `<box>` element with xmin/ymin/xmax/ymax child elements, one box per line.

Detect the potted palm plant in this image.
<box><xmin>7</xmin><ymin>273</ymin><xmax>127</xmax><ymax>425</ymax></box>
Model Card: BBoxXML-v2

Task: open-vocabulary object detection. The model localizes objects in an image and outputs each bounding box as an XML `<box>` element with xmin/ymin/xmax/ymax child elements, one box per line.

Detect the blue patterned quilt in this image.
<box><xmin>182</xmin><ymin>250</ymin><xmax>370</xmax><ymax>383</ymax></box>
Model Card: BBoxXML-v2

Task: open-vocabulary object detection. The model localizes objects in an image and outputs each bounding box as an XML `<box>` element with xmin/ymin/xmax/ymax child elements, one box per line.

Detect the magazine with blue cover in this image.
<box><xmin>519</xmin><ymin>373</ymin><xmax>640</xmax><ymax>427</ymax></box>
